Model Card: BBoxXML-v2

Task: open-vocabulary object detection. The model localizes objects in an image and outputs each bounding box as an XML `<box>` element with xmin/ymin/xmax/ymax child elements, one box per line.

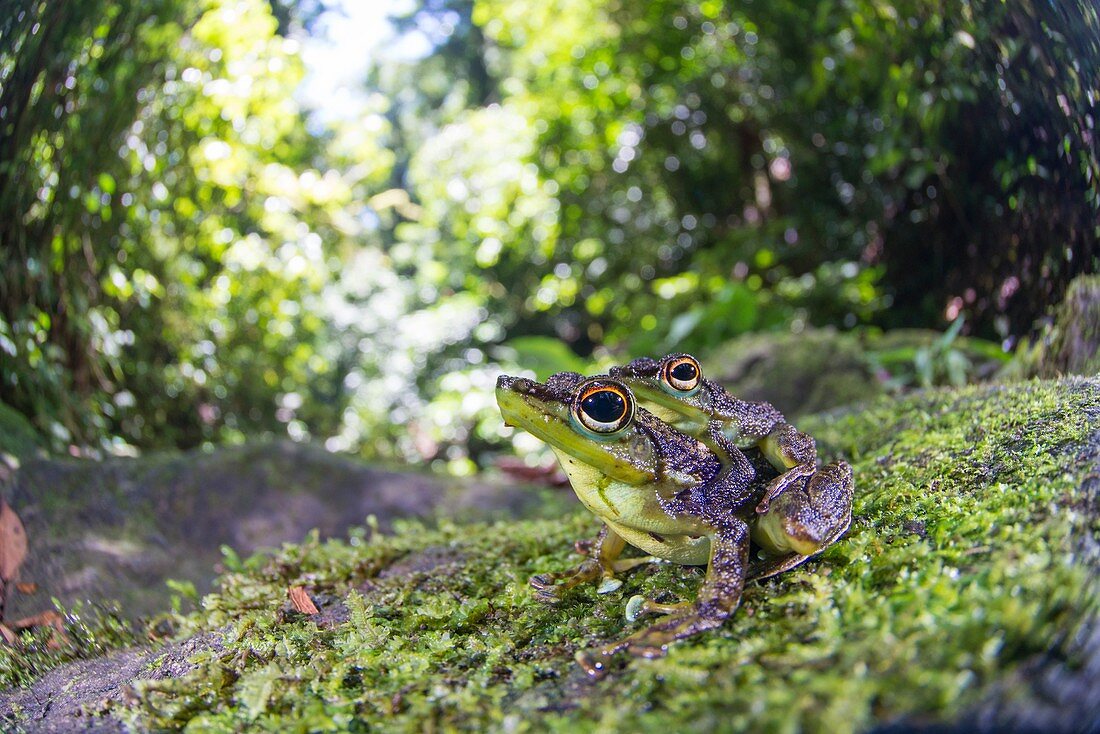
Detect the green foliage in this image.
<box><xmin>91</xmin><ymin>377</ymin><xmax>1098</xmax><ymax>731</ymax></box>
<box><xmin>0</xmin><ymin>0</ymin><xmax>379</xmax><ymax>452</ymax></box>
<box><xmin>383</xmin><ymin>0</ymin><xmax>1096</xmax><ymax>355</ymax></box>
<box><xmin>336</xmin><ymin>0</ymin><xmax>1096</xmax><ymax>466</ymax></box>
<box><xmin>500</xmin><ymin>336</ymin><xmax>592</xmax><ymax>380</ymax></box>
<box><xmin>1</xmin><ymin>0</ymin><xmax>1096</xmax><ymax>466</ymax></box>
<box><xmin>0</xmin><ymin>401</ymin><xmax>44</xmax><ymax>461</ymax></box>
<box><xmin>866</xmin><ymin>319</ymin><xmax>1010</xmax><ymax>391</ymax></box>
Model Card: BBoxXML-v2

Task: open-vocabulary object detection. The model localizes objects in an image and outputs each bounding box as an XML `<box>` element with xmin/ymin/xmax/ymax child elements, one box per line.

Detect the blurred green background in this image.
<box><xmin>1</xmin><ymin>0</ymin><xmax>1097</xmax><ymax>472</ymax></box>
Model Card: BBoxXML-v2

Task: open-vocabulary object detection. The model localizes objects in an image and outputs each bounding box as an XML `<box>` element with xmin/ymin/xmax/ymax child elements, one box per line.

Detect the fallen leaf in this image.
<box><xmin>14</xmin><ymin>582</ymin><xmax>36</xmax><ymax>594</ymax></box>
<box><xmin>11</xmin><ymin>609</ymin><xmax>63</xmax><ymax>630</ymax></box>
<box><xmin>11</xmin><ymin>610</ymin><xmax>68</xmax><ymax>648</ymax></box>
<box><xmin>0</xmin><ymin>500</ymin><xmax>27</xmax><ymax>581</ymax></box>
<box><xmin>287</xmin><ymin>586</ymin><xmax>319</xmax><ymax>615</ymax></box>
<box><xmin>494</xmin><ymin>456</ymin><xmax>569</xmax><ymax>486</ymax></box>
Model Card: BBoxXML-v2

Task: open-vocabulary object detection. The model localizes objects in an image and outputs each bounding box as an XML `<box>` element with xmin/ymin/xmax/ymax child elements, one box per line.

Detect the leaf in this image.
<box><xmin>665</xmin><ymin>309</ymin><xmax>703</xmax><ymax>347</ymax></box>
<box><xmin>937</xmin><ymin>316</ymin><xmax>965</xmax><ymax>351</ymax></box>
<box><xmin>501</xmin><ymin>337</ymin><xmax>589</xmax><ymax>381</ymax></box>
<box><xmin>11</xmin><ymin>610</ymin><xmax>63</xmax><ymax>631</ymax></box>
<box><xmin>0</xmin><ymin>500</ymin><xmax>27</xmax><ymax>582</ymax></box>
<box><xmin>14</xmin><ymin>582</ymin><xmax>36</xmax><ymax>594</ymax></box>
<box><xmin>287</xmin><ymin>586</ymin><xmax>319</xmax><ymax>615</ymax></box>
<box><xmin>239</xmin><ymin>663</ymin><xmax>281</xmax><ymax>721</ymax></box>
<box><xmin>9</xmin><ymin>610</ymin><xmax>68</xmax><ymax>649</ymax></box>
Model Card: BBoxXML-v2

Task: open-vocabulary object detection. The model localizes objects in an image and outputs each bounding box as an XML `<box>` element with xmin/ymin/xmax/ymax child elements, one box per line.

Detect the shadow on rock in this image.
<box><xmin>1</xmin><ymin>441</ymin><xmax>560</xmax><ymax>620</ymax></box>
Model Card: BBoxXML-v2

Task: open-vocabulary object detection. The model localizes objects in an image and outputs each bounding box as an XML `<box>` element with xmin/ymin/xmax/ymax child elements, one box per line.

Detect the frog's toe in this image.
<box><xmin>529</xmin><ymin>573</ymin><xmax>556</xmax><ymax>590</ymax></box>
<box><xmin>533</xmin><ymin>586</ymin><xmax>564</xmax><ymax>604</ymax></box>
<box><xmin>597</xmin><ymin>577</ymin><xmax>623</xmax><ymax>594</ymax></box>
<box><xmin>575</xmin><ymin>649</ymin><xmax>614</xmax><ymax>680</ymax></box>
<box><xmin>624</xmin><ymin>595</ymin><xmax>691</xmax><ymax>621</ymax></box>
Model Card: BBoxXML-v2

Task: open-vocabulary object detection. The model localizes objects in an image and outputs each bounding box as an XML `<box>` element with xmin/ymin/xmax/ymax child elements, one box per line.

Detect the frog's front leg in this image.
<box><xmin>750</xmin><ymin>460</ymin><xmax>853</xmax><ymax>579</ymax></box>
<box><xmin>576</xmin><ymin>517</ymin><xmax>750</xmax><ymax>678</ymax></box>
<box><xmin>530</xmin><ymin>524</ymin><xmax>657</xmax><ymax>602</ymax></box>
<box><xmin>754</xmin><ymin>422</ymin><xmax>818</xmax><ymax>513</ymax></box>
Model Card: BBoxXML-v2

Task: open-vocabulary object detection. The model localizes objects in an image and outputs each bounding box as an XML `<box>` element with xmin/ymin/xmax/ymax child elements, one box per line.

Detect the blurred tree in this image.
<box><xmin>335</xmin><ymin>0</ymin><xmax>1097</xmax><ymax>467</ymax></box>
<box><xmin>1</xmin><ymin>0</ymin><xmax>1096</xmax><ymax>467</ymax></box>
<box><xmin>878</xmin><ymin>0</ymin><xmax>1100</xmax><ymax>335</ymax></box>
<box><xmin>0</xmin><ymin>0</ymin><xmax>380</xmax><ymax>451</ymax></box>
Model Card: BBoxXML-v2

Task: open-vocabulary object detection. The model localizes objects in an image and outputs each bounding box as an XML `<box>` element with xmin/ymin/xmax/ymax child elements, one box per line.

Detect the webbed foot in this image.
<box><xmin>529</xmin><ymin>558</ymin><xmax>603</xmax><ymax>603</ymax></box>
<box><xmin>575</xmin><ymin>518</ymin><xmax>751</xmax><ymax>679</ymax></box>
<box><xmin>530</xmin><ymin>524</ymin><xmax>663</xmax><ymax>602</ymax></box>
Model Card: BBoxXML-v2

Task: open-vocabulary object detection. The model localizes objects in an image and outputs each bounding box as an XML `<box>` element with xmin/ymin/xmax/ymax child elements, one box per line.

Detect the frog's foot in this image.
<box><xmin>752</xmin><ymin>461</ymin><xmax>853</xmax><ymax>559</ymax></box>
<box><xmin>531</xmin><ymin>525</ymin><xmax>649</xmax><ymax>601</ymax></box>
<box><xmin>576</xmin><ymin>518</ymin><xmax>751</xmax><ymax>679</ymax></box>
<box><xmin>754</xmin><ymin>463</ymin><xmax>815</xmax><ymax>514</ymax></box>
<box><xmin>529</xmin><ymin>559</ymin><xmax>605</xmax><ymax>603</ymax></box>
<box><xmin>623</xmin><ymin>594</ymin><xmax>690</xmax><ymax>621</ymax></box>
<box><xmin>576</xmin><ymin>606</ymin><xmax>728</xmax><ymax>678</ymax></box>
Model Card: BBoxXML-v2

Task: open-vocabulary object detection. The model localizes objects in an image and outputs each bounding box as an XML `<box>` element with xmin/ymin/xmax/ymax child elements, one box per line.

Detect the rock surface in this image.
<box><xmin>1</xmin><ymin>442</ymin><xmax>566</xmax><ymax>620</ymax></box>
<box><xmin>1012</xmin><ymin>274</ymin><xmax>1100</xmax><ymax>378</ymax></box>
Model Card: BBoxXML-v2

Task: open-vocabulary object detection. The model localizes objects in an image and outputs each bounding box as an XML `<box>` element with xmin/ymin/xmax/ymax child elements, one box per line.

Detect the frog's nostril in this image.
<box><xmin>497</xmin><ymin>374</ymin><xmax>534</xmax><ymax>392</ymax></box>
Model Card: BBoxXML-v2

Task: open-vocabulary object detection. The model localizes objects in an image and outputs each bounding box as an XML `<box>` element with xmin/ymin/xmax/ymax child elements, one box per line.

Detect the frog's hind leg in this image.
<box><xmin>754</xmin><ymin>422</ymin><xmax>819</xmax><ymax>513</ymax></box>
<box><xmin>750</xmin><ymin>461</ymin><xmax>853</xmax><ymax>576</ymax></box>
<box><xmin>530</xmin><ymin>524</ymin><xmax>647</xmax><ymax>602</ymax></box>
<box><xmin>576</xmin><ymin>517</ymin><xmax>750</xmax><ymax>679</ymax></box>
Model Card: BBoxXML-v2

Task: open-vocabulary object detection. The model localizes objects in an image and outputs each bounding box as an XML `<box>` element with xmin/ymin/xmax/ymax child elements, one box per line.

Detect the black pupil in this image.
<box><xmin>670</xmin><ymin>362</ymin><xmax>698</xmax><ymax>383</ymax></box>
<box><xmin>581</xmin><ymin>390</ymin><xmax>626</xmax><ymax>425</ymax></box>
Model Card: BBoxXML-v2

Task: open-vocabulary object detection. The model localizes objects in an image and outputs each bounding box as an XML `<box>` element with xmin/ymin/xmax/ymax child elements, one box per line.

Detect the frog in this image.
<box><xmin>609</xmin><ymin>352</ymin><xmax>854</xmax><ymax>566</ymax></box>
<box><xmin>496</xmin><ymin>370</ymin><xmax>852</xmax><ymax>677</ymax></box>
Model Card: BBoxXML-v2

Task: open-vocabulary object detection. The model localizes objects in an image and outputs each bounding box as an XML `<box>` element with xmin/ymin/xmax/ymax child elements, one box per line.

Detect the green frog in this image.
<box><xmin>610</xmin><ymin>353</ymin><xmax>853</xmax><ymax>545</ymax></box>
<box><xmin>496</xmin><ymin>371</ymin><xmax>852</xmax><ymax>677</ymax></box>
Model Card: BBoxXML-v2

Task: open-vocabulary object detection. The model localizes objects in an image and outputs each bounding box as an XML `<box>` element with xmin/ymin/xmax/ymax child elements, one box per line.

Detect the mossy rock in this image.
<box><xmin>1006</xmin><ymin>274</ymin><xmax>1100</xmax><ymax>379</ymax></box>
<box><xmin>703</xmin><ymin>328</ymin><xmax>884</xmax><ymax>418</ymax></box>
<box><xmin>0</xmin><ymin>402</ymin><xmax>44</xmax><ymax>467</ymax></box>
<box><xmin>3</xmin><ymin>377</ymin><xmax>1099</xmax><ymax>732</ymax></box>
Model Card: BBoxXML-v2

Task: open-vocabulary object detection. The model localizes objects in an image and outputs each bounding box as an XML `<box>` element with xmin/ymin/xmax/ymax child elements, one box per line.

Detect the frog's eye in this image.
<box><xmin>573</xmin><ymin>380</ymin><xmax>635</xmax><ymax>435</ymax></box>
<box><xmin>662</xmin><ymin>355</ymin><xmax>702</xmax><ymax>394</ymax></box>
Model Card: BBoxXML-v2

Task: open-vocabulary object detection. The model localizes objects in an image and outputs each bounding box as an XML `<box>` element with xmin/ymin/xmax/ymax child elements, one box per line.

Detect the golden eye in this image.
<box><xmin>662</xmin><ymin>354</ymin><xmax>702</xmax><ymax>394</ymax></box>
<box><xmin>573</xmin><ymin>380</ymin><xmax>635</xmax><ymax>434</ymax></box>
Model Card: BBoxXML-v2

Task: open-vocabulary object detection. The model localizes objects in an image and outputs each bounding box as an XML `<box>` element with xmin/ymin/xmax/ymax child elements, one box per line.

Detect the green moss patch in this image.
<box><xmin>90</xmin><ymin>377</ymin><xmax>1098</xmax><ymax>732</ymax></box>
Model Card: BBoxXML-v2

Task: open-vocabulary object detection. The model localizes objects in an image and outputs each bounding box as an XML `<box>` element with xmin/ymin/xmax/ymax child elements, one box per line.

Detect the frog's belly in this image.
<box><xmin>604</xmin><ymin>519</ymin><xmax>712</xmax><ymax>565</ymax></box>
<box><xmin>552</xmin><ymin>448</ymin><xmax>713</xmax><ymax>565</ymax></box>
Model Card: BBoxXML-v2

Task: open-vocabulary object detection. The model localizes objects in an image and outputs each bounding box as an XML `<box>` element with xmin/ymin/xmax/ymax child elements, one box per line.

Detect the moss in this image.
<box><xmin>0</xmin><ymin>601</ymin><xmax>142</xmax><ymax>689</ymax></box>
<box><xmin>0</xmin><ymin>401</ymin><xmax>44</xmax><ymax>463</ymax></box>
<box><xmin>1003</xmin><ymin>274</ymin><xmax>1100</xmax><ymax>380</ymax></box>
<box><xmin>92</xmin><ymin>377</ymin><xmax>1100</xmax><ymax>732</ymax></box>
